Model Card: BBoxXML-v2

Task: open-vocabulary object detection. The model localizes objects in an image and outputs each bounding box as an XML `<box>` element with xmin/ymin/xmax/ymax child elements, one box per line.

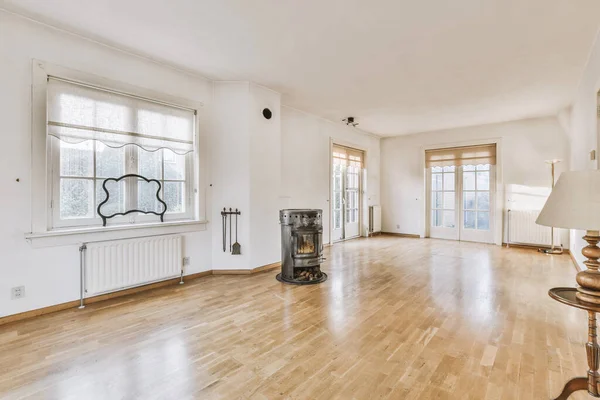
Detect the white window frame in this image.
<box><xmin>50</xmin><ymin>141</ymin><xmax>195</xmax><ymax>229</ymax></box>
<box><xmin>421</xmin><ymin>138</ymin><xmax>503</xmax><ymax>245</ymax></box>
<box><xmin>31</xmin><ymin>60</ymin><xmax>206</xmax><ymax>236</ymax></box>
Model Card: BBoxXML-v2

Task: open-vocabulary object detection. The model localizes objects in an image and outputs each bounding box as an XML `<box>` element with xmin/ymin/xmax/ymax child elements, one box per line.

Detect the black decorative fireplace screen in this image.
<box><xmin>277</xmin><ymin>209</ymin><xmax>327</xmax><ymax>285</ymax></box>
<box><xmin>97</xmin><ymin>174</ymin><xmax>167</xmax><ymax>226</ymax></box>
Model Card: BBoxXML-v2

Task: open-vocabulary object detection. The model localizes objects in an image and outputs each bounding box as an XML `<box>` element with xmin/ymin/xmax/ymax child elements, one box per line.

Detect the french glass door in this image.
<box><xmin>332</xmin><ymin>145</ymin><xmax>363</xmax><ymax>242</ymax></box>
<box><xmin>429</xmin><ymin>164</ymin><xmax>494</xmax><ymax>243</ymax></box>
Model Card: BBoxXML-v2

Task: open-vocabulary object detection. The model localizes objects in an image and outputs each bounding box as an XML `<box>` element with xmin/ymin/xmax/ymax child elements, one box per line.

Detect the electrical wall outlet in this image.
<box><xmin>183</xmin><ymin>257</ymin><xmax>190</xmax><ymax>266</ymax></box>
<box><xmin>11</xmin><ymin>286</ymin><xmax>25</xmax><ymax>300</ymax></box>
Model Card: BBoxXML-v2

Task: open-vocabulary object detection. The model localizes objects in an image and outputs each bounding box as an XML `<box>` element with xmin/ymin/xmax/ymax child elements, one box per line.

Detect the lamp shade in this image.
<box><xmin>536</xmin><ymin>170</ymin><xmax>600</xmax><ymax>230</ymax></box>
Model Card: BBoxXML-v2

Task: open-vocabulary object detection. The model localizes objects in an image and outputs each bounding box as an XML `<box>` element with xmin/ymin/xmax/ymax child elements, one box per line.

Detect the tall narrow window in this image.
<box><xmin>332</xmin><ymin>145</ymin><xmax>363</xmax><ymax>242</ymax></box>
<box><xmin>47</xmin><ymin>77</ymin><xmax>196</xmax><ymax>228</ymax></box>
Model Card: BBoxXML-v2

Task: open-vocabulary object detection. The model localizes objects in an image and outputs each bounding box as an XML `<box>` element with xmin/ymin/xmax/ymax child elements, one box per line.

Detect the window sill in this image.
<box><xmin>25</xmin><ymin>220</ymin><xmax>208</xmax><ymax>248</ymax></box>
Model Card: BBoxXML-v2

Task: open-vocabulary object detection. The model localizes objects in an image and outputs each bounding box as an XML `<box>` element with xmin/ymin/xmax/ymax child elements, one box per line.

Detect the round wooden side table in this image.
<box><xmin>549</xmin><ymin>287</ymin><xmax>600</xmax><ymax>399</ymax></box>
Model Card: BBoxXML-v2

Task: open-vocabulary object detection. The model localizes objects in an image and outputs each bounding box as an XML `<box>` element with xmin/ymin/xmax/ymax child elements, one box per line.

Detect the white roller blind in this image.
<box><xmin>425</xmin><ymin>144</ymin><xmax>496</xmax><ymax>168</ymax></box>
<box><xmin>333</xmin><ymin>145</ymin><xmax>363</xmax><ymax>166</ymax></box>
<box><xmin>47</xmin><ymin>77</ymin><xmax>195</xmax><ymax>155</ymax></box>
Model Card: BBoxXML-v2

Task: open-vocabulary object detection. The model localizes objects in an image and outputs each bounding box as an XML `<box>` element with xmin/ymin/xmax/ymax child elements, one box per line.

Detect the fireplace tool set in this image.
<box><xmin>221</xmin><ymin>208</ymin><xmax>241</xmax><ymax>255</ymax></box>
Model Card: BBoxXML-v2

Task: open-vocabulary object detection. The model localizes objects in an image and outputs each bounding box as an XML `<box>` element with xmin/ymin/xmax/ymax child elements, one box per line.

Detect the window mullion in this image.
<box><xmin>128</xmin><ymin>146</ymin><xmax>138</xmax><ymax>213</ymax></box>
<box><xmin>93</xmin><ymin>141</ymin><xmax>97</xmax><ymax>217</ymax></box>
<box><xmin>128</xmin><ymin>105</ymin><xmax>138</xmax><ymax>218</ymax></box>
<box><xmin>457</xmin><ymin>166</ymin><xmax>463</xmax><ymax>235</ymax></box>
<box><xmin>161</xmin><ymin>149</ymin><xmax>165</xmax><ymax>211</ymax></box>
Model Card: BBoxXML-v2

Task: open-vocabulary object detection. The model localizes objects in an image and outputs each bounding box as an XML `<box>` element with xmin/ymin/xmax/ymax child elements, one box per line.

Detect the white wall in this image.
<box><xmin>0</xmin><ymin>11</ymin><xmax>213</xmax><ymax>317</ymax></box>
<box><xmin>0</xmin><ymin>11</ymin><xmax>381</xmax><ymax>317</ymax></box>
<box><xmin>210</xmin><ymin>82</ymin><xmax>251</xmax><ymax>270</ymax></box>
<box><xmin>281</xmin><ymin>107</ymin><xmax>381</xmax><ymax>244</ymax></box>
<box><xmin>567</xmin><ymin>30</ymin><xmax>600</xmax><ymax>268</ymax></box>
<box><xmin>210</xmin><ymin>82</ymin><xmax>283</xmax><ymax>270</ymax></box>
<box><xmin>380</xmin><ymin>117</ymin><xmax>570</xmax><ymax>245</ymax></box>
<box><xmin>249</xmin><ymin>84</ymin><xmax>282</xmax><ymax>268</ymax></box>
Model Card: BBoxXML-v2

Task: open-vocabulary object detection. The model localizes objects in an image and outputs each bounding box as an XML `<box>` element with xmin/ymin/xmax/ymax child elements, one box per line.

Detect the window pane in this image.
<box><xmin>463</xmin><ymin>172</ymin><xmax>475</xmax><ymax>190</ymax></box>
<box><xmin>431</xmin><ymin>174</ymin><xmax>442</xmax><ymax>190</ymax></box>
<box><xmin>443</xmin><ymin>210</ymin><xmax>455</xmax><ymax>228</ymax></box>
<box><xmin>96</xmin><ymin>179</ymin><xmax>126</xmax><ymax>217</ymax></box>
<box><xmin>334</xmin><ymin>192</ymin><xmax>341</xmax><ymax>210</ymax></box>
<box><xmin>463</xmin><ymin>165</ymin><xmax>476</xmax><ymax>171</ymax></box>
<box><xmin>443</xmin><ymin>192</ymin><xmax>455</xmax><ymax>210</ymax></box>
<box><xmin>464</xmin><ymin>211</ymin><xmax>476</xmax><ymax>229</ymax></box>
<box><xmin>163</xmin><ymin>150</ymin><xmax>186</xmax><ymax>180</ymax></box>
<box><xmin>476</xmin><ymin>172</ymin><xmax>490</xmax><ymax>190</ymax></box>
<box><xmin>347</xmin><ymin>173</ymin><xmax>357</xmax><ymax>189</ymax></box>
<box><xmin>138</xmin><ymin>180</ymin><xmax>164</xmax><ymax>213</ymax></box>
<box><xmin>477</xmin><ymin>192</ymin><xmax>490</xmax><ymax>211</ymax></box>
<box><xmin>60</xmin><ymin>141</ymin><xmax>93</xmax><ymax>177</ymax></box>
<box><xmin>463</xmin><ymin>192</ymin><xmax>475</xmax><ymax>210</ymax></box>
<box><xmin>432</xmin><ymin>166</ymin><xmax>443</xmax><ymax>173</ymax></box>
<box><xmin>432</xmin><ymin>209</ymin><xmax>442</xmax><ymax>227</ymax></box>
<box><xmin>477</xmin><ymin>212</ymin><xmax>490</xmax><ymax>230</ymax></box>
<box><xmin>432</xmin><ymin>192</ymin><xmax>442</xmax><ymax>209</ymax></box>
<box><xmin>443</xmin><ymin>166</ymin><xmax>455</xmax><ymax>172</ymax></box>
<box><xmin>443</xmin><ymin>173</ymin><xmax>455</xmax><ymax>190</ymax></box>
<box><xmin>476</xmin><ymin>164</ymin><xmax>490</xmax><ymax>171</ymax></box>
<box><xmin>138</xmin><ymin>148</ymin><xmax>162</xmax><ymax>180</ymax></box>
<box><xmin>60</xmin><ymin>178</ymin><xmax>94</xmax><ymax>219</ymax></box>
<box><xmin>334</xmin><ymin>210</ymin><xmax>341</xmax><ymax>229</ymax></box>
<box><xmin>334</xmin><ymin>175</ymin><xmax>341</xmax><ymax>191</ymax></box>
<box><xmin>96</xmin><ymin>143</ymin><xmax>125</xmax><ymax>178</ymax></box>
<box><xmin>164</xmin><ymin>181</ymin><xmax>185</xmax><ymax>213</ymax></box>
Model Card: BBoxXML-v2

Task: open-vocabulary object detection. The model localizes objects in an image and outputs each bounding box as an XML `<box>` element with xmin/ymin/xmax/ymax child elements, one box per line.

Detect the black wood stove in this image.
<box><xmin>277</xmin><ymin>209</ymin><xmax>327</xmax><ymax>285</ymax></box>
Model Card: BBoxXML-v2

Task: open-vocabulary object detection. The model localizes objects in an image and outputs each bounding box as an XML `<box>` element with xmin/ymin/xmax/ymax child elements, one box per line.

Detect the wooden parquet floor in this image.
<box><xmin>0</xmin><ymin>237</ymin><xmax>589</xmax><ymax>399</ymax></box>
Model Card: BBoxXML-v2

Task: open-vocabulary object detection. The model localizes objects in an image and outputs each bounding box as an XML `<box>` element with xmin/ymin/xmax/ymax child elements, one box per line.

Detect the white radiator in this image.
<box><xmin>369</xmin><ymin>205</ymin><xmax>382</xmax><ymax>234</ymax></box>
<box><xmin>85</xmin><ymin>235</ymin><xmax>183</xmax><ymax>296</ymax></box>
<box><xmin>507</xmin><ymin>210</ymin><xmax>560</xmax><ymax>247</ymax></box>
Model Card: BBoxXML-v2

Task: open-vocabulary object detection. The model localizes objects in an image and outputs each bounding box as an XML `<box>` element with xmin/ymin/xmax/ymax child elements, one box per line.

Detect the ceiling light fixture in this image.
<box><xmin>343</xmin><ymin>117</ymin><xmax>358</xmax><ymax>127</ymax></box>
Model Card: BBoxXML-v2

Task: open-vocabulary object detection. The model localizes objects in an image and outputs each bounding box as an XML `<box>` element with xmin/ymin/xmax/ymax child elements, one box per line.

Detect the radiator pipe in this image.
<box><xmin>79</xmin><ymin>243</ymin><xmax>87</xmax><ymax>309</ymax></box>
<box><xmin>179</xmin><ymin>268</ymin><xmax>184</xmax><ymax>285</ymax></box>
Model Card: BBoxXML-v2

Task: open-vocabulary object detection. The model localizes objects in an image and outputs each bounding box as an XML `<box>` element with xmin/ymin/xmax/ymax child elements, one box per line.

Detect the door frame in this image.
<box><xmin>329</xmin><ymin>139</ymin><xmax>368</xmax><ymax>244</ymax></box>
<box><xmin>421</xmin><ymin>138</ymin><xmax>503</xmax><ymax>246</ymax></box>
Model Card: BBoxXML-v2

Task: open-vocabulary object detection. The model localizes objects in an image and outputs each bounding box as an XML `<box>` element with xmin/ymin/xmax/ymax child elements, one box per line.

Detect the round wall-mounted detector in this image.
<box><xmin>262</xmin><ymin>108</ymin><xmax>272</xmax><ymax>120</ymax></box>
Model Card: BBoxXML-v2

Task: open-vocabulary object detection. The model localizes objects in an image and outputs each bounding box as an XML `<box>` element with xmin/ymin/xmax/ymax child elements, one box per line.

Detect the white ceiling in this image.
<box><xmin>3</xmin><ymin>0</ymin><xmax>600</xmax><ymax>136</ymax></box>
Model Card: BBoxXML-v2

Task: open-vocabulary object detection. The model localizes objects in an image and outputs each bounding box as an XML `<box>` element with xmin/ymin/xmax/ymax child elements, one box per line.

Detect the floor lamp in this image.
<box><xmin>539</xmin><ymin>159</ymin><xmax>563</xmax><ymax>255</ymax></box>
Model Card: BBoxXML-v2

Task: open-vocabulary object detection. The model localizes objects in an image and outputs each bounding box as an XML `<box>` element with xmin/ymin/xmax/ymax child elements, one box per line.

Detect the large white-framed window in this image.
<box><xmin>44</xmin><ymin>73</ymin><xmax>197</xmax><ymax>230</ymax></box>
<box><xmin>425</xmin><ymin>144</ymin><xmax>497</xmax><ymax>243</ymax></box>
<box><xmin>51</xmin><ymin>141</ymin><xmax>194</xmax><ymax>228</ymax></box>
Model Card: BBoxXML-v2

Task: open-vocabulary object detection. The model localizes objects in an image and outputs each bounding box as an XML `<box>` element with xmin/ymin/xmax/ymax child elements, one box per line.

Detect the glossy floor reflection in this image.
<box><xmin>0</xmin><ymin>237</ymin><xmax>588</xmax><ymax>399</ymax></box>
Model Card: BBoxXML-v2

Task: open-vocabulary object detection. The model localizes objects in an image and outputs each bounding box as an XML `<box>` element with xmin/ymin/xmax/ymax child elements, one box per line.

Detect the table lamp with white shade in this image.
<box><xmin>537</xmin><ymin>169</ymin><xmax>600</xmax><ymax>399</ymax></box>
<box><xmin>536</xmin><ymin>169</ymin><xmax>600</xmax><ymax>304</ymax></box>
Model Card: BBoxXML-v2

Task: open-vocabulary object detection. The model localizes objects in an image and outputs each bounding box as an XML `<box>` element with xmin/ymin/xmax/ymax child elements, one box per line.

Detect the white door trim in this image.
<box><xmin>421</xmin><ymin>138</ymin><xmax>503</xmax><ymax>245</ymax></box>
<box><xmin>330</xmin><ymin>139</ymin><xmax>367</xmax><ymax>243</ymax></box>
